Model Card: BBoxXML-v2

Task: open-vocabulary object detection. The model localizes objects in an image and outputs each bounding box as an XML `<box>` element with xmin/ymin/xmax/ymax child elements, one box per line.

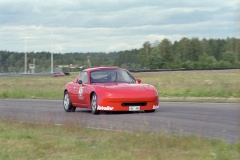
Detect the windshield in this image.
<box><xmin>90</xmin><ymin>70</ymin><xmax>135</xmax><ymax>83</ymax></box>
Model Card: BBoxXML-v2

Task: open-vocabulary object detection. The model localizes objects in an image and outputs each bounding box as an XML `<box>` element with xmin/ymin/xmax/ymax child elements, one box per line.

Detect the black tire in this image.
<box><xmin>145</xmin><ymin>110</ymin><xmax>155</xmax><ymax>113</ymax></box>
<box><xmin>91</xmin><ymin>93</ymin><xmax>100</xmax><ymax>115</ymax></box>
<box><xmin>63</xmin><ymin>91</ymin><xmax>76</xmax><ymax>112</ymax></box>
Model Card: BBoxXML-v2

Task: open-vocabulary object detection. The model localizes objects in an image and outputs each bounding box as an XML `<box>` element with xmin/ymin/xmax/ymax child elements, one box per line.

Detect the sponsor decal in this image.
<box><xmin>153</xmin><ymin>104</ymin><xmax>159</xmax><ymax>109</ymax></box>
<box><xmin>97</xmin><ymin>105</ymin><xmax>114</xmax><ymax>111</ymax></box>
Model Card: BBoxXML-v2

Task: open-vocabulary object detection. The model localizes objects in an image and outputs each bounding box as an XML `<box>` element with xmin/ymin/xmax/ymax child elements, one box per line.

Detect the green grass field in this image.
<box><xmin>0</xmin><ymin>69</ymin><xmax>239</xmax><ymax>102</ymax></box>
<box><xmin>0</xmin><ymin>120</ymin><xmax>239</xmax><ymax>160</ymax></box>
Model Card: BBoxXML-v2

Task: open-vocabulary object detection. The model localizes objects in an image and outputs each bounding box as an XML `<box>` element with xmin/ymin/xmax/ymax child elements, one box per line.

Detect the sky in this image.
<box><xmin>0</xmin><ymin>0</ymin><xmax>239</xmax><ymax>53</ymax></box>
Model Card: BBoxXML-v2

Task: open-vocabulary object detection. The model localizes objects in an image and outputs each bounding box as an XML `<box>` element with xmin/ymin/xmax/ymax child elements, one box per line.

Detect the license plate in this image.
<box><xmin>129</xmin><ymin>106</ymin><xmax>140</xmax><ymax>111</ymax></box>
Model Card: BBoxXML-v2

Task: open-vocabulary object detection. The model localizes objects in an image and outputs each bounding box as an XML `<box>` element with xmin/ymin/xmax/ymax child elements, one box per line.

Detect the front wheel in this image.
<box><xmin>91</xmin><ymin>93</ymin><xmax>100</xmax><ymax>115</ymax></box>
<box><xmin>63</xmin><ymin>91</ymin><xmax>76</xmax><ymax>112</ymax></box>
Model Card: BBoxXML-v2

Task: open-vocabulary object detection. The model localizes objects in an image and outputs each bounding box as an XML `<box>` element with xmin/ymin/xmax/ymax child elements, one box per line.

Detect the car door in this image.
<box><xmin>72</xmin><ymin>71</ymin><xmax>89</xmax><ymax>107</ymax></box>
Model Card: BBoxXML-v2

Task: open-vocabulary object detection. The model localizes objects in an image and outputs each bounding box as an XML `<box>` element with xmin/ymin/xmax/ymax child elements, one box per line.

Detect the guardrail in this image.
<box><xmin>129</xmin><ymin>68</ymin><xmax>239</xmax><ymax>72</ymax></box>
<box><xmin>0</xmin><ymin>68</ymin><xmax>239</xmax><ymax>77</ymax></box>
<box><xmin>0</xmin><ymin>73</ymin><xmax>53</xmax><ymax>77</ymax></box>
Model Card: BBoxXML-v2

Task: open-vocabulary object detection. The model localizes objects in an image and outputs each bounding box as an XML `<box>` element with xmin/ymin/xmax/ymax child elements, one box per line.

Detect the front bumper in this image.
<box><xmin>97</xmin><ymin>97</ymin><xmax>159</xmax><ymax>111</ymax></box>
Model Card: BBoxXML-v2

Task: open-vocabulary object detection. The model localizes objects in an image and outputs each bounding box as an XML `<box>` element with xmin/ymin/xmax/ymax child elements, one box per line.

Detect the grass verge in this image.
<box><xmin>0</xmin><ymin>69</ymin><xmax>239</xmax><ymax>102</ymax></box>
<box><xmin>0</xmin><ymin>120</ymin><xmax>239</xmax><ymax>160</ymax></box>
<box><xmin>133</xmin><ymin>69</ymin><xmax>240</xmax><ymax>99</ymax></box>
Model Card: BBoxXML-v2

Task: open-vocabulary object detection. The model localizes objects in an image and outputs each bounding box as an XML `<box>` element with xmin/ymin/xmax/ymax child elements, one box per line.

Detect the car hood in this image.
<box><xmin>93</xmin><ymin>83</ymin><xmax>158</xmax><ymax>98</ymax></box>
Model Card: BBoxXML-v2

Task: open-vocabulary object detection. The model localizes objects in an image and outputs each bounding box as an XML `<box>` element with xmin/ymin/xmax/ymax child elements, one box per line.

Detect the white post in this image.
<box><xmin>33</xmin><ymin>58</ymin><xmax>35</xmax><ymax>73</ymax></box>
<box><xmin>24</xmin><ymin>32</ymin><xmax>27</xmax><ymax>74</ymax></box>
<box><xmin>24</xmin><ymin>52</ymin><xmax>27</xmax><ymax>74</ymax></box>
<box><xmin>87</xmin><ymin>56</ymin><xmax>92</xmax><ymax>68</ymax></box>
<box><xmin>51</xmin><ymin>29</ymin><xmax>53</xmax><ymax>73</ymax></box>
<box><xmin>51</xmin><ymin>52</ymin><xmax>53</xmax><ymax>73</ymax></box>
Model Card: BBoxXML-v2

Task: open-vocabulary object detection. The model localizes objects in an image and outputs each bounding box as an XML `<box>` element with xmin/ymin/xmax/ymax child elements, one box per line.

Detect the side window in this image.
<box><xmin>78</xmin><ymin>71</ymin><xmax>88</xmax><ymax>84</ymax></box>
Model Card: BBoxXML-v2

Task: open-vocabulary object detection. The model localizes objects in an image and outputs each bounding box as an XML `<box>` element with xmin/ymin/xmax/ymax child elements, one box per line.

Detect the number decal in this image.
<box><xmin>78</xmin><ymin>87</ymin><xmax>84</xmax><ymax>99</ymax></box>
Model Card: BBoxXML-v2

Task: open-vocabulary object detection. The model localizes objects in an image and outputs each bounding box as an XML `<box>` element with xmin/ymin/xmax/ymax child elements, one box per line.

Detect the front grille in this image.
<box><xmin>122</xmin><ymin>102</ymin><xmax>147</xmax><ymax>106</ymax></box>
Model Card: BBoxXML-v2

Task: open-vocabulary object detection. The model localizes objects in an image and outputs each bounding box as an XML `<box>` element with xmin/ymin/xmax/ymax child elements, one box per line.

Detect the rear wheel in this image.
<box><xmin>145</xmin><ymin>110</ymin><xmax>155</xmax><ymax>113</ymax></box>
<box><xmin>91</xmin><ymin>93</ymin><xmax>100</xmax><ymax>115</ymax></box>
<box><xmin>63</xmin><ymin>91</ymin><xmax>76</xmax><ymax>112</ymax></box>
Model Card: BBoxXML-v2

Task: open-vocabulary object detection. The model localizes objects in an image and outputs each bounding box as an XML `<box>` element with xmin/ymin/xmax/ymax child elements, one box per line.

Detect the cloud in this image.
<box><xmin>0</xmin><ymin>0</ymin><xmax>239</xmax><ymax>53</ymax></box>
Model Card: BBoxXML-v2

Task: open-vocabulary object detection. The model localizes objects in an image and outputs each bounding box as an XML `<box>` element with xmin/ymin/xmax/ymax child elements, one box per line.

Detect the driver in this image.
<box><xmin>108</xmin><ymin>72</ymin><xmax>117</xmax><ymax>82</ymax></box>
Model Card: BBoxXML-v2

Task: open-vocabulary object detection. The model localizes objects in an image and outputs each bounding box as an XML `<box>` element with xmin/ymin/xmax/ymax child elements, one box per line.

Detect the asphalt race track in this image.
<box><xmin>0</xmin><ymin>99</ymin><xmax>239</xmax><ymax>144</ymax></box>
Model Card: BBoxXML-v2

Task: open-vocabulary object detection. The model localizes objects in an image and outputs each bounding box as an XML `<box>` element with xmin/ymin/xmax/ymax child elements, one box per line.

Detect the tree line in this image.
<box><xmin>0</xmin><ymin>37</ymin><xmax>239</xmax><ymax>73</ymax></box>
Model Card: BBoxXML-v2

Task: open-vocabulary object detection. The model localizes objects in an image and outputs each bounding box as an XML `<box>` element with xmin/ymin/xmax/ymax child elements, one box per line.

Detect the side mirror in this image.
<box><xmin>136</xmin><ymin>78</ymin><xmax>141</xmax><ymax>84</ymax></box>
<box><xmin>78</xmin><ymin>80</ymin><xmax>83</xmax><ymax>84</ymax></box>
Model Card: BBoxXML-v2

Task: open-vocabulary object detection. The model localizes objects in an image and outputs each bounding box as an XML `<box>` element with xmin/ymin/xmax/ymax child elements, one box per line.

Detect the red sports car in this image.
<box><xmin>63</xmin><ymin>67</ymin><xmax>159</xmax><ymax>114</ymax></box>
